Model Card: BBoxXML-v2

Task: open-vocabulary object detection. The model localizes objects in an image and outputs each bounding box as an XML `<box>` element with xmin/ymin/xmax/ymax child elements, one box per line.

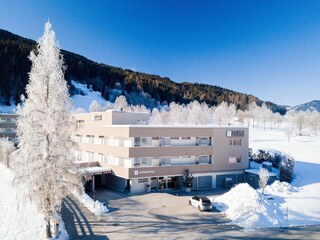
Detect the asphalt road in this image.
<box><xmin>61</xmin><ymin>188</ymin><xmax>320</xmax><ymax>240</ymax></box>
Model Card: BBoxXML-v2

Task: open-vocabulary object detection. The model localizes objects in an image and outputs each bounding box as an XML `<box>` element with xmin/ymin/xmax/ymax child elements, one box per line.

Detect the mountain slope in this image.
<box><xmin>0</xmin><ymin>29</ymin><xmax>286</xmax><ymax>113</ymax></box>
<box><xmin>292</xmin><ymin>100</ymin><xmax>320</xmax><ymax>112</ymax></box>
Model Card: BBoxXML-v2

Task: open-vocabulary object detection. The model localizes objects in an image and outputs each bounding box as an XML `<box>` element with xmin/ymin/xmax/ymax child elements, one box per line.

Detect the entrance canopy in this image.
<box><xmin>80</xmin><ymin>166</ymin><xmax>112</xmax><ymax>176</ymax></box>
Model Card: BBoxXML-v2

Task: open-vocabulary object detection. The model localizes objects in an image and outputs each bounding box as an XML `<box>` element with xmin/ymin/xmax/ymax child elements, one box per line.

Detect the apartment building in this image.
<box><xmin>73</xmin><ymin>110</ymin><xmax>249</xmax><ymax>194</ymax></box>
<box><xmin>0</xmin><ymin>114</ymin><xmax>17</xmax><ymax>140</ymax></box>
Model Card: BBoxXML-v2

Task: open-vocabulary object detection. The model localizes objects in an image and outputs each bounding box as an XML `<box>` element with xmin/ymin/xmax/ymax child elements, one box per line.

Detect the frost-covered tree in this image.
<box><xmin>258</xmin><ymin>167</ymin><xmax>270</xmax><ymax>194</ymax></box>
<box><xmin>214</xmin><ymin>101</ymin><xmax>228</xmax><ymax>125</ymax></box>
<box><xmin>114</xmin><ymin>95</ymin><xmax>130</xmax><ymax>111</ymax></box>
<box><xmin>74</xmin><ymin>107</ymin><xmax>86</xmax><ymax>113</ymax></box>
<box><xmin>247</xmin><ymin>102</ymin><xmax>258</xmax><ymax>128</ymax></box>
<box><xmin>131</xmin><ymin>104</ymin><xmax>150</xmax><ymax>113</ymax></box>
<box><xmin>0</xmin><ymin>138</ymin><xmax>15</xmax><ymax>168</ymax></box>
<box><xmin>89</xmin><ymin>100</ymin><xmax>103</xmax><ymax>112</ymax></box>
<box><xmin>226</xmin><ymin>103</ymin><xmax>236</xmax><ymax>125</ymax></box>
<box><xmin>14</xmin><ymin>22</ymin><xmax>81</xmax><ymax>238</ymax></box>
<box><xmin>186</xmin><ymin>100</ymin><xmax>210</xmax><ymax>125</ymax></box>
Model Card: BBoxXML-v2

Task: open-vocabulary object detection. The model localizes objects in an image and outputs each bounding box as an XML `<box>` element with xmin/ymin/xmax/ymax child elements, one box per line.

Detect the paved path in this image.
<box><xmin>61</xmin><ymin>189</ymin><xmax>320</xmax><ymax>240</ymax></box>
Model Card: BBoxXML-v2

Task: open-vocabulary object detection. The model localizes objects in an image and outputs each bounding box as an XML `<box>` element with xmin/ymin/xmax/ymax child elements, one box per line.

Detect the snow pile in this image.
<box><xmin>73</xmin><ymin>191</ymin><xmax>109</xmax><ymax>216</ymax></box>
<box><xmin>213</xmin><ymin>183</ymin><xmax>285</xmax><ymax>229</ymax></box>
<box><xmin>0</xmin><ymin>163</ymin><xmax>68</xmax><ymax>240</ymax></box>
<box><xmin>265</xmin><ymin>181</ymin><xmax>299</xmax><ymax>194</ymax></box>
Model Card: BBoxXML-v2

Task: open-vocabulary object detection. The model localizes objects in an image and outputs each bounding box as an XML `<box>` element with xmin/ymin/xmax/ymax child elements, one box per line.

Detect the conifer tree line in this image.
<box><xmin>0</xmin><ymin>29</ymin><xmax>286</xmax><ymax>113</ymax></box>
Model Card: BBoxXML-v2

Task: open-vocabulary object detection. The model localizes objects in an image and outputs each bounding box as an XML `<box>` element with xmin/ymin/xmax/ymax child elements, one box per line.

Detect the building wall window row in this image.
<box><xmin>73</xmin><ymin>134</ymin><xmax>213</xmax><ymax>147</ymax></box>
<box><xmin>74</xmin><ymin>149</ymin><xmax>212</xmax><ymax>167</ymax></box>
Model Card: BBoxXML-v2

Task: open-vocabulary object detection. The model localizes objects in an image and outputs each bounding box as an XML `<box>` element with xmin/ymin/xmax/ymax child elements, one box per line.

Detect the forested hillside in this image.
<box><xmin>0</xmin><ymin>29</ymin><xmax>286</xmax><ymax>113</ymax></box>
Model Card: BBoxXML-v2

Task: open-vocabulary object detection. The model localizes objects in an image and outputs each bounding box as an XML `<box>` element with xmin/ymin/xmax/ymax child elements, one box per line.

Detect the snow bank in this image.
<box><xmin>212</xmin><ymin>183</ymin><xmax>285</xmax><ymax>229</ymax></box>
<box><xmin>265</xmin><ymin>180</ymin><xmax>299</xmax><ymax>194</ymax></box>
<box><xmin>54</xmin><ymin>212</ymin><xmax>69</xmax><ymax>240</ymax></box>
<box><xmin>73</xmin><ymin>191</ymin><xmax>109</xmax><ymax>216</ymax></box>
<box><xmin>0</xmin><ymin>163</ymin><xmax>69</xmax><ymax>240</ymax></box>
<box><xmin>0</xmin><ymin>163</ymin><xmax>46</xmax><ymax>239</ymax></box>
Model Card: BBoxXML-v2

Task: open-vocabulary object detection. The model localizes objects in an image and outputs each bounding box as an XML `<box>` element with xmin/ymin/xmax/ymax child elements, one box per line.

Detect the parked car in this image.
<box><xmin>189</xmin><ymin>195</ymin><xmax>212</xmax><ymax>211</ymax></box>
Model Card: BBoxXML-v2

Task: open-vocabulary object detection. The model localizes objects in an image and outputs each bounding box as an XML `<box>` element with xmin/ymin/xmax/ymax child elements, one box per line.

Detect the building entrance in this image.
<box><xmin>158</xmin><ymin>176</ymin><xmax>180</xmax><ymax>190</ymax></box>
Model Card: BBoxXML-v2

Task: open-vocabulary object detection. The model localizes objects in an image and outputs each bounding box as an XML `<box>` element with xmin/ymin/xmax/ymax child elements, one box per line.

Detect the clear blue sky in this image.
<box><xmin>1</xmin><ymin>0</ymin><xmax>320</xmax><ymax>106</ymax></box>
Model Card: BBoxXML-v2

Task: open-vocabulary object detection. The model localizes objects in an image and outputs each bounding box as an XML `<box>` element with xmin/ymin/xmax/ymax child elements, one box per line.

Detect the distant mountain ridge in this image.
<box><xmin>292</xmin><ymin>100</ymin><xmax>320</xmax><ymax>112</ymax></box>
<box><xmin>0</xmin><ymin>28</ymin><xmax>286</xmax><ymax>113</ymax></box>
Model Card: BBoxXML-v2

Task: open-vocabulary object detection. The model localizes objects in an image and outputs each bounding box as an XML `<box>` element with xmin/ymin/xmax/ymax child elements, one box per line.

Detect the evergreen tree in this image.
<box><xmin>14</xmin><ymin>22</ymin><xmax>81</xmax><ymax>238</ymax></box>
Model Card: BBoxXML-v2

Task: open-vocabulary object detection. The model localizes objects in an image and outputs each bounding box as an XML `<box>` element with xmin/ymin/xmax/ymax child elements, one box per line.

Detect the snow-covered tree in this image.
<box><xmin>214</xmin><ymin>101</ymin><xmax>228</xmax><ymax>125</ymax></box>
<box><xmin>89</xmin><ymin>100</ymin><xmax>103</xmax><ymax>112</ymax></box>
<box><xmin>114</xmin><ymin>95</ymin><xmax>130</xmax><ymax>111</ymax></box>
<box><xmin>246</xmin><ymin>102</ymin><xmax>258</xmax><ymax>128</ymax></box>
<box><xmin>0</xmin><ymin>138</ymin><xmax>15</xmax><ymax>168</ymax></box>
<box><xmin>186</xmin><ymin>100</ymin><xmax>210</xmax><ymax>125</ymax></box>
<box><xmin>225</xmin><ymin>103</ymin><xmax>236</xmax><ymax>125</ymax></box>
<box><xmin>131</xmin><ymin>104</ymin><xmax>150</xmax><ymax>113</ymax></box>
<box><xmin>74</xmin><ymin>107</ymin><xmax>86</xmax><ymax>113</ymax></box>
<box><xmin>258</xmin><ymin>167</ymin><xmax>270</xmax><ymax>194</ymax></box>
<box><xmin>236</xmin><ymin>109</ymin><xmax>246</xmax><ymax>125</ymax></box>
<box><xmin>14</xmin><ymin>22</ymin><xmax>81</xmax><ymax>238</ymax></box>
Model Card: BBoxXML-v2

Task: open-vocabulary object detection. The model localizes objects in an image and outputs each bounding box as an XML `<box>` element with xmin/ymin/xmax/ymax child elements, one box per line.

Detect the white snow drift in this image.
<box><xmin>213</xmin><ymin>127</ymin><xmax>320</xmax><ymax>229</ymax></box>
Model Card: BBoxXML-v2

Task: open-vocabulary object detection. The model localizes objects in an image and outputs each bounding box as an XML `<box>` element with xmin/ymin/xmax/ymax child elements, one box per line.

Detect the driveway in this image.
<box><xmin>61</xmin><ymin>188</ymin><xmax>320</xmax><ymax>239</ymax></box>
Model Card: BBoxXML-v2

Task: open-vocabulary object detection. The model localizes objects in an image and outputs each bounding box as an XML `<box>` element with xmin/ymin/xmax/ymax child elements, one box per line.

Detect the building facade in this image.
<box><xmin>73</xmin><ymin>110</ymin><xmax>249</xmax><ymax>194</ymax></box>
<box><xmin>0</xmin><ymin>114</ymin><xmax>17</xmax><ymax>140</ymax></box>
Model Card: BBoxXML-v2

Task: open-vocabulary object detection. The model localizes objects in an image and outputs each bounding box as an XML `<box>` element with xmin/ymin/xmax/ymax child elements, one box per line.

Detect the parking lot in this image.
<box><xmin>62</xmin><ymin>188</ymin><xmax>320</xmax><ymax>240</ymax></box>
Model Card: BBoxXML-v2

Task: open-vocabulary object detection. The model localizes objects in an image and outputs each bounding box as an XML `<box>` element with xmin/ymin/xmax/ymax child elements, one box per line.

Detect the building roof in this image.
<box><xmin>80</xmin><ymin>166</ymin><xmax>112</xmax><ymax>175</ymax></box>
<box><xmin>245</xmin><ymin>169</ymin><xmax>277</xmax><ymax>177</ymax></box>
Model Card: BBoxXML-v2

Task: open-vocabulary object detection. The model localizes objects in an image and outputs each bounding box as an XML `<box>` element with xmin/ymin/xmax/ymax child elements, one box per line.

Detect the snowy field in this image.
<box><xmin>213</xmin><ymin>127</ymin><xmax>320</xmax><ymax>229</ymax></box>
<box><xmin>0</xmin><ymin>162</ymin><xmax>108</xmax><ymax>239</ymax></box>
<box><xmin>71</xmin><ymin>80</ymin><xmax>108</xmax><ymax>111</ymax></box>
<box><xmin>0</xmin><ymin>163</ymin><xmax>46</xmax><ymax>239</ymax></box>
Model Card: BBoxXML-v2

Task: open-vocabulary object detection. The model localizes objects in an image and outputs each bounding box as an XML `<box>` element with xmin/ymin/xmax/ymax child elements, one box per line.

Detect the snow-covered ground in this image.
<box><xmin>71</xmin><ymin>80</ymin><xmax>109</xmax><ymax>111</ymax></box>
<box><xmin>0</xmin><ymin>163</ymin><xmax>46</xmax><ymax>239</ymax></box>
<box><xmin>0</xmin><ymin>104</ymin><xmax>17</xmax><ymax>114</ymax></box>
<box><xmin>0</xmin><ymin>163</ymin><xmax>69</xmax><ymax>240</ymax></box>
<box><xmin>213</xmin><ymin>127</ymin><xmax>320</xmax><ymax>229</ymax></box>
<box><xmin>0</xmin><ymin>162</ymin><xmax>109</xmax><ymax>239</ymax></box>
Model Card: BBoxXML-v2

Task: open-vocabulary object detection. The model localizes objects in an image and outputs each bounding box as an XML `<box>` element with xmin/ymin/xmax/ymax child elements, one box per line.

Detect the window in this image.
<box><xmin>226</xmin><ymin>130</ymin><xmax>245</xmax><ymax>137</ymax></box>
<box><xmin>171</xmin><ymin>137</ymin><xmax>179</xmax><ymax>140</ymax></box>
<box><xmin>199</xmin><ymin>137</ymin><xmax>208</xmax><ymax>145</ymax></box>
<box><xmin>229</xmin><ymin>156</ymin><xmax>241</xmax><ymax>164</ymax></box>
<box><xmin>198</xmin><ymin>155</ymin><xmax>209</xmax><ymax>164</ymax></box>
<box><xmin>134</xmin><ymin>137</ymin><xmax>140</xmax><ymax>146</ymax></box>
<box><xmin>229</xmin><ymin>139</ymin><xmax>241</xmax><ymax>146</ymax></box>
<box><xmin>160</xmin><ymin>157</ymin><xmax>171</xmax><ymax>166</ymax></box>
<box><xmin>76</xmin><ymin>119</ymin><xmax>85</xmax><ymax>124</ymax></box>
<box><xmin>152</xmin><ymin>137</ymin><xmax>160</xmax><ymax>140</ymax></box>
<box><xmin>182</xmin><ymin>137</ymin><xmax>191</xmax><ymax>140</ymax></box>
<box><xmin>93</xmin><ymin>115</ymin><xmax>102</xmax><ymax>121</ymax></box>
<box><xmin>108</xmin><ymin>136</ymin><xmax>114</xmax><ymax>146</ymax></box>
<box><xmin>133</xmin><ymin>158</ymin><xmax>141</xmax><ymax>166</ymax></box>
<box><xmin>98</xmin><ymin>136</ymin><xmax>104</xmax><ymax>144</ymax></box>
<box><xmin>141</xmin><ymin>157</ymin><xmax>152</xmax><ymax>166</ymax></box>
<box><xmin>138</xmin><ymin>178</ymin><xmax>149</xmax><ymax>183</ymax></box>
